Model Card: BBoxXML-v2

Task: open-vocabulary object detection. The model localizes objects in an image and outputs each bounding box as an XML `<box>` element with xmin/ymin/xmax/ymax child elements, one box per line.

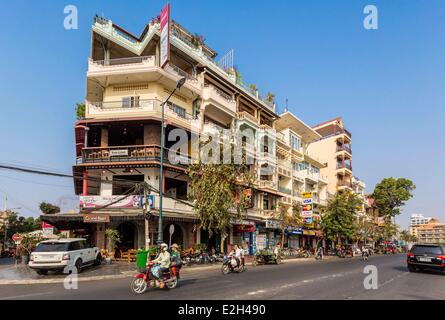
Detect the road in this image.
<box><xmin>0</xmin><ymin>254</ymin><xmax>443</xmax><ymax>300</ymax></box>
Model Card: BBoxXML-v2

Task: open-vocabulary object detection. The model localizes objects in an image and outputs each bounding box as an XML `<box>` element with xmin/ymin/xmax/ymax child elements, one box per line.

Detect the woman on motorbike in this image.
<box><xmin>150</xmin><ymin>243</ymin><xmax>171</xmax><ymax>288</ymax></box>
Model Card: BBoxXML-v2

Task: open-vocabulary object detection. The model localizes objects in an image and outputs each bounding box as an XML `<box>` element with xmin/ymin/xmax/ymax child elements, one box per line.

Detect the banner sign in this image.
<box><xmin>80</xmin><ymin>195</ymin><xmax>143</xmax><ymax>209</ymax></box>
<box><xmin>160</xmin><ymin>3</ymin><xmax>170</xmax><ymax>68</ymax></box>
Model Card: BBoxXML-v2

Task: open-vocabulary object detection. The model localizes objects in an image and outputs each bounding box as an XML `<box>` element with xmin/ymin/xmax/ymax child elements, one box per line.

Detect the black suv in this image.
<box><xmin>407</xmin><ymin>244</ymin><xmax>445</xmax><ymax>273</ymax></box>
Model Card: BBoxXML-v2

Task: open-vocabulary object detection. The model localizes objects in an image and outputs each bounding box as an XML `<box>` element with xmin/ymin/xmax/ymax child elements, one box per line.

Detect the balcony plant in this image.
<box><xmin>265</xmin><ymin>92</ymin><xmax>275</xmax><ymax>104</ymax></box>
<box><xmin>191</xmin><ymin>33</ymin><xmax>206</xmax><ymax>48</ymax></box>
<box><xmin>150</xmin><ymin>15</ymin><xmax>160</xmax><ymax>26</ymax></box>
<box><xmin>76</xmin><ymin>103</ymin><xmax>85</xmax><ymax>120</ymax></box>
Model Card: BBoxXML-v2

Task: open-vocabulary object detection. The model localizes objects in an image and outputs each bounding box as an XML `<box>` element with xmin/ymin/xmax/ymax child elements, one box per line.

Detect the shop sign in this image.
<box><xmin>303</xmin><ymin>198</ymin><xmax>312</xmax><ymax>205</ymax></box>
<box><xmin>109</xmin><ymin>149</ymin><xmax>129</xmax><ymax>157</ymax></box>
<box><xmin>80</xmin><ymin>195</ymin><xmax>143</xmax><ymax>209</ymax></box>
<box><xmin>303</xmin><ymin>216</ymin><xmax>313</xmax><ymax>224</ymax></box>
<box><xmin>83</xmin><ymin>214</ymin><xmax>110</xmax><ymax>223</ymax></box>
<box><xmin>302</xmin><ymin>192</ymin><xmax>312</xmax><ymax>199</ymax></box>
<box><xmin>255</xmin><ymin>234</ymin><xmax>267</xmax><ymax>250</ymax></box>
<box><xmin>265</xmin><ymin>220</ymin><xmax>281</xmax><ymax>229</ymax></box>
<box><xmin>285</xmin><ymin>227</ymin><xmax>303</xmax><ymax>235</ymax></box>
<box><xmin>303</xmin><ymin>229</ymin><xmax>316</xmax><ymax>236</ymax></box>
<box><xmin>234</xmin><ymin>224</ymin><xmax>254</xmax><ymax>233</ymax></box>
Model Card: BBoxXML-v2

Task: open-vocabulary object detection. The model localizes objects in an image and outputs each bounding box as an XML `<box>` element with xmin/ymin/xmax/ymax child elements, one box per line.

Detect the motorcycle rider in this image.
<box><xmin>151</xmin><ymin>243</ymin><xmax>171</xmax><ymax>288</ymax></box>
<box><xmin>233</xmin><ymin>244</ymin><xmax>243</xmax><ymax>268</ymax></box>
<box><xmin>170</xmin><ymin>243</ymin><xmax>182</xmax><ymax>269</ymax></box>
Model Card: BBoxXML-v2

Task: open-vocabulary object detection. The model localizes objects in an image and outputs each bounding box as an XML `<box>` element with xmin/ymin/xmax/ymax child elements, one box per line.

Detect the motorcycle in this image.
<box><xmin>222</xmin><ymin>254</ymin><xmax>245</xmax><ymax>274</ymax></box>
<box><xmin>362</xmin><ymin>249</ymin><xmax>370</xmax><ymax>261</ymax></box>
<box><xmin>130</xmin><ymin>261</ymin><xmax>180</xmax><ymax>294</ymax></box>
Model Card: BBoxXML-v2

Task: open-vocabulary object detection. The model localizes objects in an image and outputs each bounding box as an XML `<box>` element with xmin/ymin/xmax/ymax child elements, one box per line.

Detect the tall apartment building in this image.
<box><xmin>410</xmin><ymin>213</ymin><xmax>432</xmax><ymax>226</ymax></box>
<box><xmin>409</xmin><ymin>213</ymin><xmax>433</xmax><ymax>238</ymax></box>
<box><xmin>307</xmin><ymin>117</ymin><xmax>353</xmax><ymax>195</ymax></box>
<box><xmin>416</xmin><ymin>218</ymin><xmax>445</xmax><ymax>244</ymax></box>
<box><xmin>41</xmin><ymin>10</ymin><xmax>337</xmax><ymax>253</ymax></box>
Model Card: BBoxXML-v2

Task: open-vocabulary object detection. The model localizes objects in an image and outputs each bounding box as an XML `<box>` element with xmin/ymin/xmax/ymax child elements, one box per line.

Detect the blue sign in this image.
<box><xmin>304</xmin><ymin>217</ymin><xmax>313</xmax><ymax>224</ymax></box>
<box><xmin>285</xmin><ymin>227</ymin><xmax>303</xmax><ymax>235</ymax></box>
<box><xmin>140</xmin><ymin>195</ymin><xmax>155</xmax><ymax>209</ymax></box>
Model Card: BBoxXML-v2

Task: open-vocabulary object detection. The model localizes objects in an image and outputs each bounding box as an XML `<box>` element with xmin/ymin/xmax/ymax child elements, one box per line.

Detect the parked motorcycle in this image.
<box><xmin>221</xmin><ymin>255</ymin><xmax>245</xmax><ymax>274</ymax></box>
<box><xmin>130</xmin><ymin>261</ymin><xmax>180</xmax><ymax>294</ymax></box>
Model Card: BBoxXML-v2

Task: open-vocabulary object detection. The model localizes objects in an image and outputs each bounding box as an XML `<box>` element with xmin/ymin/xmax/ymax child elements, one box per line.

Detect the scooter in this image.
<box><xmin>222</xmin><ymin>254</ymin><xmax>245</xmax><ymax>274</ymax></box>
<box><xmin>130</xmin><ymin>261</ymin><xmax>180</xmax><ymax>294</ymax></box>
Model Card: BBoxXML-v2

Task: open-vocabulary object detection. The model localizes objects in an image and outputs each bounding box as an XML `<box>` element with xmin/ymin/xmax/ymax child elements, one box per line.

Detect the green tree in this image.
<box><xmin>1</xmin><ymin>212</ymin><xmax>42</xmax><ymax>244</ymax></box>
<box><xmin>187</xmin><ymin>162</ymin><xmax>254</xmax><ymax>241</ymax></box>
<box><xmin>320</xmin><ymin>191</ymin><xmax>361</xmax><ymax>243</ymax></box>
<box><xmin>39</xmin><ymin>202</ymin><xmax>60</xmax><ymax>215</ymax></box>
<box><xmin>76</xmin><ymin>103</ymin><xmax>85</xmax><ymax>120</ymax></box>
<box><xmin>372</xmin><ymin>178</ymin><xmax>415</xmax><ymax>218</ymax></box>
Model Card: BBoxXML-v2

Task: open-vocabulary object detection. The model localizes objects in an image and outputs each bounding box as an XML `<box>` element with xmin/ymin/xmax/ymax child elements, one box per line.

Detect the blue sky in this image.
<box><xmin>0</xmin><ymin>0</ymin><xmax>443</xmax><ymax>228</ymax></box>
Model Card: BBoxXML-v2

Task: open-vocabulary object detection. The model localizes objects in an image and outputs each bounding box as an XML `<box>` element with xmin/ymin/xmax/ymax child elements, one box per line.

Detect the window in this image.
<box><xmin>167</xmin><ymin>102</ymin><xmax>186</xmax><ymax>118</ymax></box>
<box><xmin>122</xmin><ymin>96</ymin><xmax>140</xmax><ymax>108</ymax></box>
<box><xmin>69</xmin><ymin>241</ymin><xmax>82</xmax><ymax>251</ymax></box>
<box><xmin>290</xmin><ymin>134</ymin><xmax>301</xmax><ymax>151</ymax></box>
<box><xmin>297</xmin><ymin>162</ymin><xmax>309</xmax><ymax>171</ymax></box>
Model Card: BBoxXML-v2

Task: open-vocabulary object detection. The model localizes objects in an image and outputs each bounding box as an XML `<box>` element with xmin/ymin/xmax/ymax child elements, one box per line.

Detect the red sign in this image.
<box><xmin>12</xmin><ymin>234</ymin><xmax>23</xmax><ymax>242</ymax></box>
<box><xmin>234</xmin><ymin>225</ymin><xmax>254</xmax><ymax>233</ymax></box>
<box><xmin>42</xmin><ymin>222</ymin><xmax>53</xmax><ymax>229</ymax></box>
<box><xmin>160</xmin><ymin>3</ymin><xmax>170</xmax><ymax>68</ymax></box>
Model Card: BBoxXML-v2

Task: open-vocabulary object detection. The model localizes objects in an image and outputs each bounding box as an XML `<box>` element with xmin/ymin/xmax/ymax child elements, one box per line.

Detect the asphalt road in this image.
<box><xmin>0</xmin><ymin>254</ymin><xmax>443</xmax><ymax>300</ymax></box>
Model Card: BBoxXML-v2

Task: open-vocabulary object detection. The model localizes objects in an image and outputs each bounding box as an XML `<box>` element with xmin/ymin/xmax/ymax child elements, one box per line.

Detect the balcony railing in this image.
<box><xmin>202</xmin><ymin>84</ymin><xmax>236</xmax><ymax>111</ymax></box>
<box><xmin>237</xmin><ymin>111</ymin><xmax>259</xmax><ymax>126</ymax></box>
<box><xmin>336</xmin><ymin>145</ymin><xmax>352</xmax><ymax>154</ymax></box>
<box><xmin>80</xmin><ymin>145</ymin><xmax>191</xmax><ymax>166</ymax></box>
<box><xmin>337</xmin><ymin>163</ymin><xmax>353</xmax><ymax>171</ymax></box>
<box><xmin>338</xmin><ymin>181</ymin><xmax>353</xmax><ymax>188</ymax></box>
<box><xmin>90</xmin><ymin>56</ymin><xmax>155</xmax><ymax>67</ymax></box>
<box><xmin>259</xmin><ymin>180</ymin><xmax>277</xmax><ymax>190</ymax></box>
<box><xmin>87</xmin><ymin>99</ymin><xmax>195</xmax><ymax>120</ymax></box>
<box><xmin>278</xmin><ymin>186</ymin><xmax>292</xmax><ymax>195</ymax></box>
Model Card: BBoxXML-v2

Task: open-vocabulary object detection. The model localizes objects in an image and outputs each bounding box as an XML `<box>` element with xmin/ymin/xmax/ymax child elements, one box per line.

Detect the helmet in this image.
<box><xmin>160</xmin><ymin>243</ymin><xmax>168</xmax><ymax>250</ymax></box>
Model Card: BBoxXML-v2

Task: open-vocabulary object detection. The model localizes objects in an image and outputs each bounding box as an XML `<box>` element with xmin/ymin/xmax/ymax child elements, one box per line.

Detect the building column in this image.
<box><xmin>83</xmin><ymin>171</ymin><xmax>88</xmax><ymax>196</ymax></box>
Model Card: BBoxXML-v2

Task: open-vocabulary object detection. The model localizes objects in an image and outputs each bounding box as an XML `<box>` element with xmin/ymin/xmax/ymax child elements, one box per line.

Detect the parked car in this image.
<box><xmin>407</xmin><ymin>244</ymin><xmax>445</xmax><ymax>273</ymax></box>
<box><xmin>29</xmin><ymin>238</ymin><xmax>102</xmax><ymax>275</ymax></box>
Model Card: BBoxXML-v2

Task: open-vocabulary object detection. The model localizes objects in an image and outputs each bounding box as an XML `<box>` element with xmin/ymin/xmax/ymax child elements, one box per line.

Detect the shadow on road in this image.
<box><xmin>393</xmin><ymin>265</ymin><xmax>445</xmax><ymax>276</ymax></box>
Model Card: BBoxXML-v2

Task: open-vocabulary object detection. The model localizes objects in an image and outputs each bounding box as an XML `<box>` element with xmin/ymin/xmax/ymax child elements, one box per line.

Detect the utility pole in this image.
<box><xmin>157</xmin><ymin>77</ymin><xmax>186</xmax><ymax>247</ymax></box>
<box><xmin>143</xmin><ymin>183</ymin><xmax>151</xmax><ymax>250</ymax></box>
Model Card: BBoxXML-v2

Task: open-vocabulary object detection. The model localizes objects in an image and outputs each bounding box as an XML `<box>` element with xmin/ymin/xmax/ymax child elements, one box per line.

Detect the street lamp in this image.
<box><xmin>157</xmin><ymin>77</ymin><xmax>186</xmax><ymax>246</ymax></box>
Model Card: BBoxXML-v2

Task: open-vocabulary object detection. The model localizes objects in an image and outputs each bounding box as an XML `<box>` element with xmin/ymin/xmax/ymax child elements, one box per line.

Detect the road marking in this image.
<box><xmin>2</xmin><ymin>292</ymin><xmax>54</xmax><ymax>300</ymax></box>
<box><xmin>247</xmin><ymin>290</ymin><xmax>265</xmax><ymax>295</ymax></box>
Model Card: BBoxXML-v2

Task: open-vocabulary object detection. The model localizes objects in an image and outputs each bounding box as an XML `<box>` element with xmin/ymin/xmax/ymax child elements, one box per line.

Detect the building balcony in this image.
<box><xmin>277</xmin><ymin>159</ymin><xmax>292</xmax><ymax>177</ymax></box>
<box><xmin>87</xmin><ymin>57</ymin><xmax>202</xmax><ymax>95</ymax></box>
<box><xmin>86</xmin><ymin>99</ymin><xmax>195</xmax><ymax>126</ymax></box>
<box><xmin>292</xmin><ymin>170</ymin><xmax>306</xmax><ymax>181</ymax></box>
<box><xmin>337</xmin><ymin>162</ymin><xmax>353</xmax><ymax>171</ymax></box>
<box><xmin>336</xmin><ymin>145</ymin><xmax>352</xmax><ymax>154</ymax></box>
<box><xmin>337</xmin><ymin>181</ymin><xmax>353</xmax><ymax>190</ymax></box>
<box><xmin>236</xmin><ymin>111</ymin><xmax>259</xmax><ymax>127</ymax></box>
<box><xmin>278</xmin><ymin>186</ymin><xmax>292</xmax><ymax>195</ymax></box>
<box><xmin>78</xmin><ymin>145</ymin><xmax>191</xmax><ymax>168</ymax></box>
<box><xmin>202</xmin><ymin>84</ymin><xmax>236</xmax><ymax>115</ymax></box>
<box><xmin>258</xmin><ymin>180</ymin><xmax>277</xmax><ymax>191</ymax></box>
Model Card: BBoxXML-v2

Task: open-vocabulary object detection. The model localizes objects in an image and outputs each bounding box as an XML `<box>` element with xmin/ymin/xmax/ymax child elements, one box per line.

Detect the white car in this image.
<box><xmin>29</xmin><ymin>238</ymin><xmax>102</xmax><ymax>275</ymax></box>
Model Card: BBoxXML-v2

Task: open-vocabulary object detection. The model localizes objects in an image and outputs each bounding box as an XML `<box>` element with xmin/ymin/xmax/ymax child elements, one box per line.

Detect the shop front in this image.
<box><xmin>285</xmin><ymin>227</ymin><xmax>303</xmax><ymax>248</ymax></box>
<box><xmin>230</xmin><ymin>221</ymin><xmax>255</xmax><ymax>255</ymax></box>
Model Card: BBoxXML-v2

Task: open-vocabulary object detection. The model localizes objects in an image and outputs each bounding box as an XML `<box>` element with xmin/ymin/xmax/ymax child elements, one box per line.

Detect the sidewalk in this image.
<box><xmin>0</xmin><ymin>255</ymin><xmax>336</xmax><ymax>285</ymax></box>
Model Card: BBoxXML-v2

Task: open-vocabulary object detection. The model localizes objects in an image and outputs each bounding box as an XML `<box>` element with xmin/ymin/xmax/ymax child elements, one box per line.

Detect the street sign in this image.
<box><xmin>12</xmin><ymin>234</ymin><xmax>23</xmax><ymax>242</ymax></box>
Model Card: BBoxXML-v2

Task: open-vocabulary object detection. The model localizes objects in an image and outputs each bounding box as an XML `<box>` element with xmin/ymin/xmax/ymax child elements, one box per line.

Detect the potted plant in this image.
<box><xmin>105</xmin><ymin>229</ymin><xmax>120</xmax><ymax>264</ymax></box>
